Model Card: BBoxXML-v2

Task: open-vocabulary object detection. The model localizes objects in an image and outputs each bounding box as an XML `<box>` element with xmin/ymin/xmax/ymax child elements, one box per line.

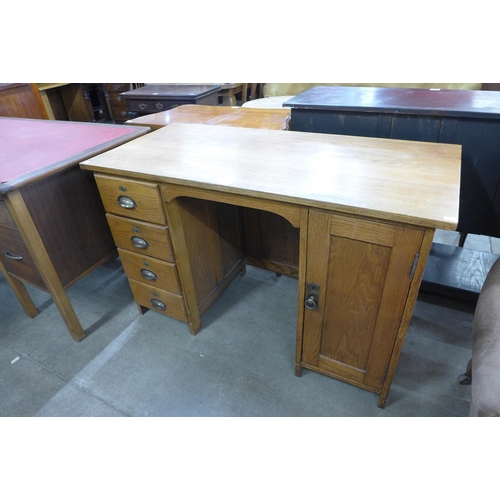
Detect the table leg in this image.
<box><xmin>219</xmin><ymin>85</ymin><xmax>244</xmax><ymax>106</ymax></box>
<box><xmin>5</xmin><ymin>192</ymin><xmax>87</xmax><ymax>342</ymax></box>
<box><xmin>221</xmin><ymin>92</ymin><xmax>237</xmax><ymax>106</ymax></box>
<box><xmin>0</xmin><ymin>259</ymin><xmax>38</xmax><ymax>317</ymax></box>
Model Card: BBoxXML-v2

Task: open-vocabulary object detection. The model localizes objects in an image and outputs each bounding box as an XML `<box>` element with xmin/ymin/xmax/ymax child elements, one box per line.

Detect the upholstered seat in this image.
<box><xmin>469</xmin><ymin>257</ymin><xmax>500</xmax><ymax>416</ymax></box>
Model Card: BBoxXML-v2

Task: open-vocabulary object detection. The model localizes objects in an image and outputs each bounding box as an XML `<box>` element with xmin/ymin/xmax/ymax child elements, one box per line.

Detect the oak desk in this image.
<box><xmin>81</xmin><ymin>123</ymin><xmax>460</xmax><ymax>407</ymax></box>
<box><xmin>0</xmin><ymin>118</ymin><xmax>149</xmax><ymax>341</ymax></box>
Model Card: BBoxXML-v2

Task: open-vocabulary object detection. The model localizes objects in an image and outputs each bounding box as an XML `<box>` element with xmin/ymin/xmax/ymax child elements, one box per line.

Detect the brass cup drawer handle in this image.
<box><xmin>140</xmin><ymin>269</ymin><xmax>158</xmax><ymax>281</ymax></box>
<box><xmin>150</xmin><ymin>299</ymin><xmax>167</xmax><ymax>311</ymax></box>
<box><xmin>118</xmin><ymin>195</ymin><xmax>137</xmax><ymax>209</ymax></box>
<box><xmin>131</xmin><ymin>236</ymin><xmax>149</xmax><ymax>249</ymax></box>
<box><xmin>6</xmin><ymin>251</ymin><xmax>23</xmax><ymax>261</ymax></box>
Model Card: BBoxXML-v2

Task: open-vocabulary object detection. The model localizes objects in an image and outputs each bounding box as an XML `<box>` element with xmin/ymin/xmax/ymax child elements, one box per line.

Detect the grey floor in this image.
<box><xmin>1</xmin><ymin>229</ymin><xmax>497</xmax><ymax>417</ymax></box>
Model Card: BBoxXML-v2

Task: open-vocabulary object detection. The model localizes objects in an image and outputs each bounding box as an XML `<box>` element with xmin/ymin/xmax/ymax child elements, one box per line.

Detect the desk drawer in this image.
<box><xmin>0</xmin><ymin>201</ymin><xmax>16</xmax><ymax>229</ymax></box>
<box><xmin>0</xmin><ymin>226</ymin><xmax>45</xmax><ymax>288</ymax></box>
<box><xmin>106</xmin><ymin>83</ymin><xmax>131</xmax><ymax>92</ymax></box>
<box><xmin>95</xmin><ymin>174</ymin><xmax>166</xmax><ymax>224</ymax></box>
<box><xmin>106</xmin><ymin>214</ymin><xmax>174</xmax><ymax>261</ymax></box>
<box><xmin>118</xmin><ymin>248</ymin><xmax>181</xmax><ymax>294</ymax></box>
<box><xmin>129</xmin><ymin>279</ymin><xmax>187</xmax><ymax>323</ymax></box>
<box><xmin>127</xmin><ymin>99</ymin><xmax>191</xmax><ymax>114</ymax></box>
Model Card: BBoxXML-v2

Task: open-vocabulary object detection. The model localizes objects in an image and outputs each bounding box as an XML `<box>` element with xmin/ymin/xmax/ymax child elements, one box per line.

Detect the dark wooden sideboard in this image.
<box><xmin>121</xmin><ymin>84</ymin><xmax>221</xmax><ymax>118</ymax></box>
<box><xmin>284</xmin><ymin>86</ymin><xmax>500</xmax><ymax>239</ymax></box>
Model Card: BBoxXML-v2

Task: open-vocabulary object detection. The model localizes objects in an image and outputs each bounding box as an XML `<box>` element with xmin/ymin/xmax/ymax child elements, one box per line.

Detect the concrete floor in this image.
<box><xmin>1</xmin><ymin>229</ymin><xmax>497</xmax><ymax>417</ymax></box>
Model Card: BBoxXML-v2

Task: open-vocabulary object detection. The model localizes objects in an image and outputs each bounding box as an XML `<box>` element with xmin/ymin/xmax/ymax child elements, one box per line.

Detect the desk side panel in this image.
<box><xmin>19</xmin><ymin>166</ymin><xmax>117</xmax><ymax>287</ymax></box>
<box><xmin>165</xmin><ymin>196</ymin><xmax>245</xmax><ymax>320</ymax></box>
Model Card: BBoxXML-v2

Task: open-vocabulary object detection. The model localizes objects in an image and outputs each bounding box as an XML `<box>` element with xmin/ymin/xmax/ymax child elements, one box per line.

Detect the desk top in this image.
<box><xmin>126</xmin><ymin>104</ymin><xmax>290</xmax><ymax>130</ymax></box>
<box><xmin>0</xmin><ymin>118</ymin><xmax>149</xmax><ymax>193</ymax></box>
<box><xmin>121</xmin><ymin>84</ymin><xmax>221</xmax><ymax>100</ymax></box>
<box><xmin>81</xmin><ymin>123</ymin><xmax>461</xmax><ymax>230</ymax></box>
<box><xmin>283</xmin><ymin>86</ymin><xmax>500</xmax><ymax>120</ymax></box>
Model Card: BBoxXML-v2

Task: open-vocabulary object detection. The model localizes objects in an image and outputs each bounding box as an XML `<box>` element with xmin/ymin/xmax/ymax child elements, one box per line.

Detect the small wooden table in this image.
<box><xmin>121</xmin><ymin>84</ymin><xmax>221</xmax><ymax>117</ymax></box>
<box><xmin>0</xmin><ymin>118</ymin><xmax>149</xmax><ymax>341</ymax></box>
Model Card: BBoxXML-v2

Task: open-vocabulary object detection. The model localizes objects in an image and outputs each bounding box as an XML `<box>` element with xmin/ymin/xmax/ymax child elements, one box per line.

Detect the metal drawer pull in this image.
<box><xmin>304</xmin><ymin>282</ymin><xmax>320</xmax><ymax>310</ymax></box>
<box><xmin>139</xmin><ymin>103</ymin><xmax>148</xmax><ymax>110</ymax></box>
<box><xmin>150</xmin><ymin>299</ymin><xmax>167</xmax><ymax>311</ymax></box>
<box><xmin>305</xmin><ymin>296</ymin><xmax>318</xmax><ymax>310</ymax></box>
<box><xmin>5</xmin><ymin>251</ymin><xmax>23</xmax><ymax>260</ymax></box>
<box><xmin>140</xmin><ymin>269</ymin><xmax>158</xmax><ymax>281</ymax></box>
<box><xmin>131</xmin><ymin>236</ymin><xmax>149</xmax><ymax>249</ymax></box>
<box><xmin>155</xmin><ymin>103</ymin><xmax>163</xmax><ymax>110</ymax></box>
<box><xmin>118</xmin><ymin>195</ymin><xmax>137</xmax><ymax>209</ymax></box>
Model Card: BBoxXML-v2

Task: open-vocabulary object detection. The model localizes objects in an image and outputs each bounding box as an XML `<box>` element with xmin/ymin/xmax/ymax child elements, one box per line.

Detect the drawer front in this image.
<box><xmin>106</xmin><ymin>214</ymin><xmax>175</xmax><ymax>261</ymax></box>
<box><xmin>113</xmin><ymin>108</ymin><xmax>132</xmax><ymax>121</ymax></box>
<box><xmin>0</xmin><ymin>226</ymin><xmax>45</xmax><ymax>287</ymax></box>
<box><xmin>118</xmin><ymin>248</ymin><xmax>181</xmax><ymax>294</ymax></box>
<box><xmin>106</xmin><ymin>83</ymin><xmax>131</xmax><ymax>92</ymax></box>
<box><xmin>95</xmin><ymin>174</ymin><xmax>166</xmax><ymax>224</ymax></box>
<box><xmin>110</xmin><ymin>93</ymin><xmax>127</xmax><ymax>105</ymax></box>
<box><xmin>127</xmin><ymin>99</ymin><xmax>192</xmax><ymax>113</ymax></box>
<box><xmin>129</xmin><ymin>279</ymin><xmax>187</xmax><ymax>323</ymax></box>
<box><xmin>0</xmin><ymin>200</ymin><xmax>16</xmax><ymax>229</ymax></box>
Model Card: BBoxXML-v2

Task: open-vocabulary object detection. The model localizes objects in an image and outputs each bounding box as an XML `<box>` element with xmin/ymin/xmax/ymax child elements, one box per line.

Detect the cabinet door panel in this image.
<box><xmin>302</xmin><ymin>211</ymin><xmax>424</xmax><ymax>392</ymax></box>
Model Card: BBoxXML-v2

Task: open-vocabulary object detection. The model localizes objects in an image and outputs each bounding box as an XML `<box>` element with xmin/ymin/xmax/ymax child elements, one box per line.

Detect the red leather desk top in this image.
<box><xmin>0</xmin><ymin>118</ymin><xmax>147</xmax><ymax>191</ymax></box>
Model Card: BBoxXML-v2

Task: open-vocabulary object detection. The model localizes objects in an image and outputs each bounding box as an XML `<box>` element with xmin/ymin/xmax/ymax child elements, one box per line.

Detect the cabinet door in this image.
<box><xmin>301</xmin><ymin>211</ymin><xmax>424</xmax><ymax>393</ymax></box>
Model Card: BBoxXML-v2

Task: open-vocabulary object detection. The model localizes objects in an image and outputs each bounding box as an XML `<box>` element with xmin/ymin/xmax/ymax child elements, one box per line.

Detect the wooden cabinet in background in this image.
<box><xmin>0</xmin><ymin>83</ymin><xmax>49</xmax><ymax>119</ymax></box>
<box><xmin>103</xmin><ymin>84</ymin><xmax>134</xmax><ymax>123</ymax></box>
<box><xmin>120</xmin><ymin>84</ymin><xmax>220</xmax><ymax>118</ymax></box>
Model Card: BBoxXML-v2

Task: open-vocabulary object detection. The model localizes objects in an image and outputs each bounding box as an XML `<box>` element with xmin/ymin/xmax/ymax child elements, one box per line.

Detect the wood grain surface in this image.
<box><xmin>82</xmin><ymin>123</ymin><xmax>461</xmax><ymax>230</ymax></box>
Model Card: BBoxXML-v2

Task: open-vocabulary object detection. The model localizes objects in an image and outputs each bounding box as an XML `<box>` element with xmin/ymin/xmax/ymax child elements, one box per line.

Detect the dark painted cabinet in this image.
<box><xmin>285</xmin><ymin>86</ymin><xmax>500</xmax><ymax>238</ymax></box>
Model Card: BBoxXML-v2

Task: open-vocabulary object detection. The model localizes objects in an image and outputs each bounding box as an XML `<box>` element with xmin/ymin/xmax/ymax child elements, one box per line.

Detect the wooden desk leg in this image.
<box><xmin>295</xmin><ymin>208</ymin><xmax>309</xmax><ymax>377</ymax></box>
<box><xmin>164</xmin><ymin>197</ymin><xmax>202</xmax><ymax>335</ymax></box>
<box><xmin>241</xmin><ymin>84</ymin><xmax>248</xmax><ymax>104</ymax></box>
<box><xmin>0</xmin><ymin>259</ymin><xmax>38</xmax><ymax>317</ymax></box>
<box><xmin>220</xmin><ymin>85</ymin><xmax>244</xmax><ymax>106</ymax></box>
<box><xmin>221</xmin><ymin>91</ymin><xmax>237</xmax><ymax>106</ymax></box>
<box><xmin>377</xmin><ymin>228</ymin><xmax>436</xmax><ymax>408</ymax></box>
<box><xmin>5</xmin><ymin>192</ymin><xmax>86</xmax><ymax>342</ymax></box>
<box><xmin>38</xmin><ymin>90</ymin><xmax>56</xmax><ymax>120</ymax></box>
